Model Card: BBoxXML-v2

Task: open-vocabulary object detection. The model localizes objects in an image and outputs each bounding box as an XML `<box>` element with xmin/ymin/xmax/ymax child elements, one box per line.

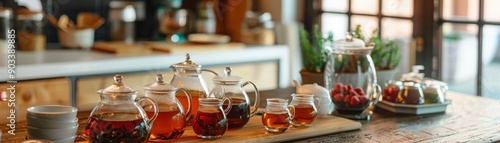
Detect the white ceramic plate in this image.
<box><xmin>188</xmin><ymin>33</ymin><xmax>230</xmax><ymax>44</ymax></box>
<box><xmin>376</xmin><ymin>99</ymin><xmax>452</xmax><ymax>115</ymax></box>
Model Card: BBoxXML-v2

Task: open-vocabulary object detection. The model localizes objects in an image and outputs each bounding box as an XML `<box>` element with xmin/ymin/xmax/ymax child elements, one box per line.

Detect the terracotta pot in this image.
<box><xmin>300</xmin><ymin>69</ymin><xmax>325</xmax><ymax>87</ymax></box>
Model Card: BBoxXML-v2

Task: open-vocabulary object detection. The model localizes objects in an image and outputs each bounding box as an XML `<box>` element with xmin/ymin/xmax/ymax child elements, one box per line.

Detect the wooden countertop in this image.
<box><xmin>2</xmin><ymin>88</ymin><xmax>500</xmax><ymax>142</ymax></box>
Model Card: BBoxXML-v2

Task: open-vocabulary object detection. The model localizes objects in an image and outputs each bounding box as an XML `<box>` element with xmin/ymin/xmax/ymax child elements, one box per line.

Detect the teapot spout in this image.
<box><xmin>293</xmin><ymin>80</ymin><xmax>302</xmax><ymax>88</ymax></box>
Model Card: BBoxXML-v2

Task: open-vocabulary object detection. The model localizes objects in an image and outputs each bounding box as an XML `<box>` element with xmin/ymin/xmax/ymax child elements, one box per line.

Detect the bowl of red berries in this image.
<box><xmin>330</xmin><ymin>82</ymin><xmax>382</xmax><ymax>119</ymax></box>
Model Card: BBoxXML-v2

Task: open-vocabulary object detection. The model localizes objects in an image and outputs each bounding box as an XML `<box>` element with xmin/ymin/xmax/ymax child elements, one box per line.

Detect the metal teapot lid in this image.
<box><xmin>213</xmin><ymin>67</ymin><xmax>242</xmax><ymax>83</ymax></box>
<box><xmin>98</xmin><ymin>75</ymin><xmax>136</xmax><ymax>94</ymax></box>
<box><xmin>143</xmin><ymin>74</ymin><xmax>177</xmax><ymax>92</ymax></box>
<box><xmin>171</xmin><ymin>53</ymin><xmax>201</xmax><ymax>68</ymax></box>
<box><xmin>331</xmin><ymin>32</ymin><xmax>373</xmax><ymax>55</ymax></box>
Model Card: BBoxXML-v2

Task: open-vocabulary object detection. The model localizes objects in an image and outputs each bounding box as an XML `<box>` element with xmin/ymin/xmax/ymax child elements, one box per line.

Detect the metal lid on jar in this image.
<box><xmin>98</xmin><ymin>75</ymin><xmax>136</xmax><ymax>94</ymax></box>
<box><xmin>143</xmin><ymin>74</ymin><xmax>177</xmax><ymax>92</ymax></box>
<box><xmin>171</xmin><ymin>53</ymin><xmax>201</xmax><ymax>69</ymax></box>
<box><xmin>213</xmin><ymin>67</ymin><xmax>243</xmax><ymax>83</ymax></box>
<box><xmin>331</xmin><ymin>32</ymin><xmax>373</xmax><ymax>55</ymax></box>
<box><xmin>0</xmin><ymin>7</ymin><xmax>13</xmax><ymax>18</ymax></box>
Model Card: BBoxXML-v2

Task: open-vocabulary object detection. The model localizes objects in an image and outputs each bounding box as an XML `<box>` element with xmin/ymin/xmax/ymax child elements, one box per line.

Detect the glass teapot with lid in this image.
<box><xmin>324</xmin><ymin>32</ymin><xmax>382</xmax><ymax>120</ymax></box>
<box><xmin>85</xmin><ymin>75</ymin><xmax>158</xmax><ymax>143</ymax></box>
<box><xmin>169</xmin><ymin>53</ymin><xmax>218</xmax><ymax>122</ymax></box>
<box><xmin>143</xmin><ymin>74</ymin><xmax>192</xmax><ymax>141</ymax></box>
<box><xmin>210</xmin><ymin>67</ymin><xmax>260</xmax><ymax>128</ymax></box>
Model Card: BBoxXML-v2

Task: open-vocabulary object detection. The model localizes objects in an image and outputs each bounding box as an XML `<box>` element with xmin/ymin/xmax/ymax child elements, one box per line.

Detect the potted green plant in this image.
<box><xmin>299</xmin><ymin>25</ymin><xmax>333</xmax><ymax>86</ymax></box>
<box><xmin>353</xmin><ymin>25</ymin><xmax>402</xmax><ymax>84</ymax></box>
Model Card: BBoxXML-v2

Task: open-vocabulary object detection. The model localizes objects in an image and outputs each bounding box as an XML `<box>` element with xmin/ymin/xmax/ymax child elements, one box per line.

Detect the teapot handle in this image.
<box><xmin>201</xmin><ymin>69</ymin><xmax>219</xmax><ymax>76</ymax></box>
<box><xmin>136</xmin><ymin>97</ymin><xmax>158</xmax><ymax>125</ymax></box>
<box><xmin>242</xmin><ymin>81</ymin><xmax>260</xmax><ymax>117</ymax></box>
<box><xmin>222</xmin><ymin>97</ymin><xmax>233</xmax><ymax>115</ymax></box>
<box><xmin>287</xmin><ymin>105</ymin><xmax>295</xmax><ymax>123</ymax></box>
<box><xmin>370</xmin><ymin>84</ymin><xmax>383</xmax><ymax>105</ymax></box>
<box><xmin>313</xmin><ymin>97</ymin><xmax>321</xmax><ymax>111</ymax></box>
<box><xmin>176</xmin><ymin>88</ymin><xmax>192</xmax><ymax>122</ymax></box>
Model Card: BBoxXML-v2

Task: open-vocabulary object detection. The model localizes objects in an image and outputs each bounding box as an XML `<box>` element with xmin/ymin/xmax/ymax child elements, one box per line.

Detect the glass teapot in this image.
<box><xmin>169</xmin><ymin>53</ymin><xmax>218</xmax><ymax>122</ymax></box>
<box><xmin>143</xmin><ymin>74</ymin><xmax>192</xmax><ymax>141</ymax></box>
<box><xmin>210</xmin><ymin>67</ymin><xmax>260</xmax><ymax>128</ymax></box>
<box><xmin>85</xmin><ymin>75</ymin><xmax>158</xmax><ymax>143</ymax></box>
<box><xmin>324</xmin><ymin>32</ymin><xmax>382</xmax><ymax>120</ymax></box>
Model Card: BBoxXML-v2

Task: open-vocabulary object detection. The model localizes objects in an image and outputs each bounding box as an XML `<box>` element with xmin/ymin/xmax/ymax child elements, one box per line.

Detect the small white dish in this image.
<box><xmin>27</xmin><ymin>115</ymin><xmax>78</xmax><ymax>129</ymax></box>
<box><xmin>376</xmin><ymin>99</ymin><xmax>452</xmax><ymax>115</ymax></box>
<box><xmin>188</xmin><ymin>33</ymin><xmax>230</xmax><ymax>44</ymax></box>
<box><xmin>58</xmin><ymin>28</ymin><xmax>95</xmax><ymax>49</ymax></box>
<box><xmin>27</xmin><ymin>125</ymin><xmax>78</xmax><ymax>140</ymax></box>
<box><xmin>27</xmin><ymin>105</ymin><xmax>78</xmax><ymax>121</ymax></box>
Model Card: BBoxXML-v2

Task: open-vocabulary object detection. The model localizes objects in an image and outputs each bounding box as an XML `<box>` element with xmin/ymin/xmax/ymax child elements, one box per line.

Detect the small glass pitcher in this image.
<box><xmin>290</xmin><ymin>94</ymin><xmax>319</xmax><ymax>127</ymax></box>
<box><xmin>262</xmin><ymin>98</ymin><xmax>294</xmax><ymax>133</ymax></box>
<box><xmin>211</xmin><ymin>67</ymin><xmax>260</xmax><ymax>128</ymax></box>
<box><xmin>170</xmin><ymin>53</ymin><xmax>218</xmax><ymax>123</ymax></box>
<box><xmin>86</xmin><ymin>75</ymin><xmax>158</xmax><ymax>143</ymax></box>
<box><xmin>192</xmin><ymin>97</ymin><xmax>232</xmax><ymax>139</ymax></box>
<box><xmin>143</xmin><ymin>74</ymin><xmax>192</xmax><ymax>141</ymax></box>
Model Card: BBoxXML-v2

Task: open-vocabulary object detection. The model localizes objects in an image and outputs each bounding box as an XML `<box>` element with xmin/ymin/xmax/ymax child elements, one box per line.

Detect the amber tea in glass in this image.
<box><xmin>262</xmin><ymin>98</ymin><xmax>293</xmax><ymax>133</ymax></box>
<box><xmin>192</xmin><ymin>97</ymin><xmax>232</xmax><ymax>139</ymax></box>
<box><xmin>290</xmin><ymin>94</ymin><xmax>319</xmax><ymax>127</ymax></box>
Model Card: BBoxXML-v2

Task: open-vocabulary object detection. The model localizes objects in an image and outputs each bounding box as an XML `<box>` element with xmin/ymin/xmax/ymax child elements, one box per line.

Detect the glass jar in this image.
<box><xmin>85</xmin><ymin>75</ymin><xmax>158</xmax><ymax>143</ymax></box>
<box><xmin>210</xmin><ymin>67</ymin><xmax>260</xmax><ymax>128</ymax></box>
<box><xmin>192</xmin><ymin>97</ymin><xmax>232</xmax><ymax>139</ymax></box>
<box><xmin>398</xmin><ymin>81</ymin><xmax>425</xmax><ymax>104</ymax></box>
<box><xmin>289</xmin><ymin>94</ymin><xmax>319</xmax><ymax>127</ymax></box>
<box><xmin>170</xmin><ymin>53</ymin><xmax>218</xmax><ymax>123</ymax></box>
<box><xmin>325</xmin><ymin>32</ymin><xmax>382</xmax><ymax>120</ymax></box>
<box><xmin>143</xmin><ymin>74</ymin><xmax>192</xmax><ymax>141</ymax></box>
<box><xmin>261</xmin><ymin>98</ymin><xmax>294</xmax><ymax>133</ymax></box>
<box><xmin>16</xmin><ymin>10</ymin><xmax>45</xmax><ymax>51</ymax></box>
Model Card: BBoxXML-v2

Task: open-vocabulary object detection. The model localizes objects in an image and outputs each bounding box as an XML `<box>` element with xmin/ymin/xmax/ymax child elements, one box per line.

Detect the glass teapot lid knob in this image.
<box><xmin>114</xmin><ymin>75</ymin><xmax>123</xmax><ymax>85</ymax></box>
<box><xmin>155</xmin><ymin>74</ymin><xmax>164</xmax><ymax>83</ymax></box>
<box><xmin>224</xmin><ymin>67</ymin><xmax>232</xmax><ymax>76</ymax></box>
<box><xmin>185</xmin><ymin>53</ymin><xmax>192</xmax><ymax>64</ymax></box>
<box><xmin>99</xmin><ymin>74</ymin><xmax>136</xmax><ymax>94</ymax></box>
<box><xmin>346</xmin><ymin>32</ymin><xmax>355</xmax><ymax>42</ymax></box>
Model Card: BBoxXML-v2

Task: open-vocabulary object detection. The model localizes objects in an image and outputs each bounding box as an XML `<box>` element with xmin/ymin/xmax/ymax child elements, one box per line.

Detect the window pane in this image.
<box><xmin>322</xmin><ymin>0</ymin><xmax>348</xmax><ymax>12</ymax></box>
<box><xmin>352</xmin><ymin>0</ymin><xmax>379</xmax><ymax>15</ymax></box>
<box><xmin>484</xmin><ymin>0</ymin><xmax>500</xmax><ymax>22</ymax></box>
<box><xmin>442</xmin><ymin>23</ymin><xmax>478</xmax><ymax>95</ymax></box>
<box><xmin>482</xmin><ymin>25</ymin><xmax>500</xmax><ymax>99</ymax></box>
<box><xmin>351</xmin><ymin>15</ymin><xmax>378</xmax><ymax>41</ymax></box>
<box><xmin>442</xmin><ymin>0</ymin><xmax>479</xmax><ymax>21</ymax></box>
<box><xmin>382</xmin><ymin>18</ymin><xmax>413</xmax><ymax>76</ymax></box>
<box><xmin>382</xmin><ymin>0</ymin><xmax>413</xmax><ymax>17</ymax></box>
<box><xmin>321</xmin><ymin>13</ymin><xmax>348</xmax><ymax>40</ymax></box>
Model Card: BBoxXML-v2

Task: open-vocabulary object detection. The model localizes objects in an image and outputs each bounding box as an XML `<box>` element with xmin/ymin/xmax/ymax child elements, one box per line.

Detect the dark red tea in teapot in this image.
<box><xmin>223</xmin><ymin>98</ymin><xmax>250</xmax><ymax>128</ymax></box>
<box><xmin>85</xmin><ymin>113</ymin><xmax>150</xmax><ymax>143</ymax></box>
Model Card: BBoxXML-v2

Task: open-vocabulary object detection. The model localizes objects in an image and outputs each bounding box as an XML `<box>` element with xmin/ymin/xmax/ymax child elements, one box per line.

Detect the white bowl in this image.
<box><xmin>27</xmin><ymin>115</ymin><xmax>78</xmax><ymax>129</ymax></box>
<box><xmin>27</xmin><ymin>124</ymin><xmax>78</xmax><ymax>140</ymax></box>
<box><xmin>27</xmin><ymin>105</ymin><xmax>77</xmax><ymax>121</ymax></box>
<box><xmin>58</xmin><ymin>28</ymin><xmax>95</xmax><ymax>49</ymax></box>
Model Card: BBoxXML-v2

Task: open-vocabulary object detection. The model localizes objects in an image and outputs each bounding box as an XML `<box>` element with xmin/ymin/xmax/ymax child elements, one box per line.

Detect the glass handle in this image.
<box><xmin>201</xmin><ymin>69</ymin><xmax>219</xmax><ymax>76</ymax></box>
<box><xmin>177</xmin><ymin>88</ymin><xmax>192</xmax><ymax>122</ymax></box>
<box><xmin>371</xmin><ymin>84</ymin><xmax>383</xmax><ymax>105</ymax></box>
<box><xmin>137</xmin><ymin>97</ymin><xmax>158</xmax><ymax>125</ymax></box>
<box><xmin>288</xmin><ymin>105</ymin><xmax>295</xmax><ymax>122</ymax></box>
<box><xmin>222</xmin><ymin>97</ymin><xmax>233</xmax><ymax>115</ymax></box>
<box><xmin>314</xmin><ymin>97</ymin><xmax>320</xmax><ymax>110</ymax></box>
<box><xmin>243</xmin><ymin>81</ymin><xmax>260</xmax><ymax>117</ymax></box>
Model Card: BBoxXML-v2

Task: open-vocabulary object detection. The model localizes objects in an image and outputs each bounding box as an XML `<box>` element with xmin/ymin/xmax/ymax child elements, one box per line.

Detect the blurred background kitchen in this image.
<box><xmin>1</xmin><ymin>0</ymin><xmax>500</xmax><ymax>118</ymax></box>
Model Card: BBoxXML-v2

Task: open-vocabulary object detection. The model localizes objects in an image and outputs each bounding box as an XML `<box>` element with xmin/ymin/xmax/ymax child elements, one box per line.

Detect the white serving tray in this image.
<box><xmin>376</xmin><ymin>99</ymin><xmax>452</xmax><ymax>115</ymax></box>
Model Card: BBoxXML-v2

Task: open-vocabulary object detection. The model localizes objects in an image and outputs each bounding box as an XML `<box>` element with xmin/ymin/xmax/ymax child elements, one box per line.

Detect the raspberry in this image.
<box><xmin>347</xmin><ymin>84</ymin><xmax>353</xmax><ymax>91</ymax></box>
<box><xmin>350</xmin><ymin>96</ymin><xmax>360</xmax><ymax>106</ymax></box>
<box><xmin>359</xmin><ymin>96</ymin><xmax>368</xmax><ymax>104</ymax></box>
<box><xmin>349</xmin><ymin>89</ymin><xmax>359</xmax><ymax>96</ymax></box>
<box><xmin>335</xmin><ymin>83</ymin><xmax>343</xmax><ymax>90</ymax></box>
<box><xmin>331</xmin><ymin>88</ymin><xmax>340</xmax><ymax>96</ymax></box>
<box><xmin>344</xmin><ymin>95</ymin><xmax>353</xmax><ymax>103</ymax></box>
<box><xmin>333</xmin><ymin>93</ymin><xmax>344</xmax><ymax>103</ymax></box>
<box><xmin>354</xmin><ymin>87</ymin><xmax>365</xmax><ymax>95</ymax></box>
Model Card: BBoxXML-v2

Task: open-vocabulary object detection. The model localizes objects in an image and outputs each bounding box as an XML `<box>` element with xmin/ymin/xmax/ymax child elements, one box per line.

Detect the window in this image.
<box><xmin>439</xmin><ymin>0</ymin><xmax>500</xmax><ymax>98</ymax></box>
<box><xmin>319</xmin><ymin>0</ymin><xmax>415</xmax><ymax>82</ymax></box>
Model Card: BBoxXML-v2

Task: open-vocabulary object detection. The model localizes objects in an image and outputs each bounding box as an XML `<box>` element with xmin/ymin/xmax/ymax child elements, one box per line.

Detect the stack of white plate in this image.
<box><xmin>26</xmin><ymin>105</ymin><xmax>79</xmax><ymax>143</ymax></box>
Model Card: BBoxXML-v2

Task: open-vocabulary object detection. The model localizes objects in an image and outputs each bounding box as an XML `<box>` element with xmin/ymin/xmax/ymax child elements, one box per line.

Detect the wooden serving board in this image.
<box><xmin>175</xmin><ymin>115</ymin><xmax>361</xmax><ymax>142</ymax></box>
<box><xmin>92</xmin><ymin>42</ymin><xmax>154</xmax><ymax>56</ymax></box>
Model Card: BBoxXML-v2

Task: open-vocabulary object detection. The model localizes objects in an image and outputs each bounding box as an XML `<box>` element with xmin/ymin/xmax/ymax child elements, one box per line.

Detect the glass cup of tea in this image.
<box><xmin>289</xmin><ymin>94</ymin><xmax>319</xmax><ymax>127</ymax></box>
<box><xmin>192</xmin><ymin>97</ymin><xmax>232</xmax><ymax>139</ymax></box>
<box><xmin>261</xmin><ymin>98</ymin><xmax>294</xmax><ymax>133</ymax></box>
